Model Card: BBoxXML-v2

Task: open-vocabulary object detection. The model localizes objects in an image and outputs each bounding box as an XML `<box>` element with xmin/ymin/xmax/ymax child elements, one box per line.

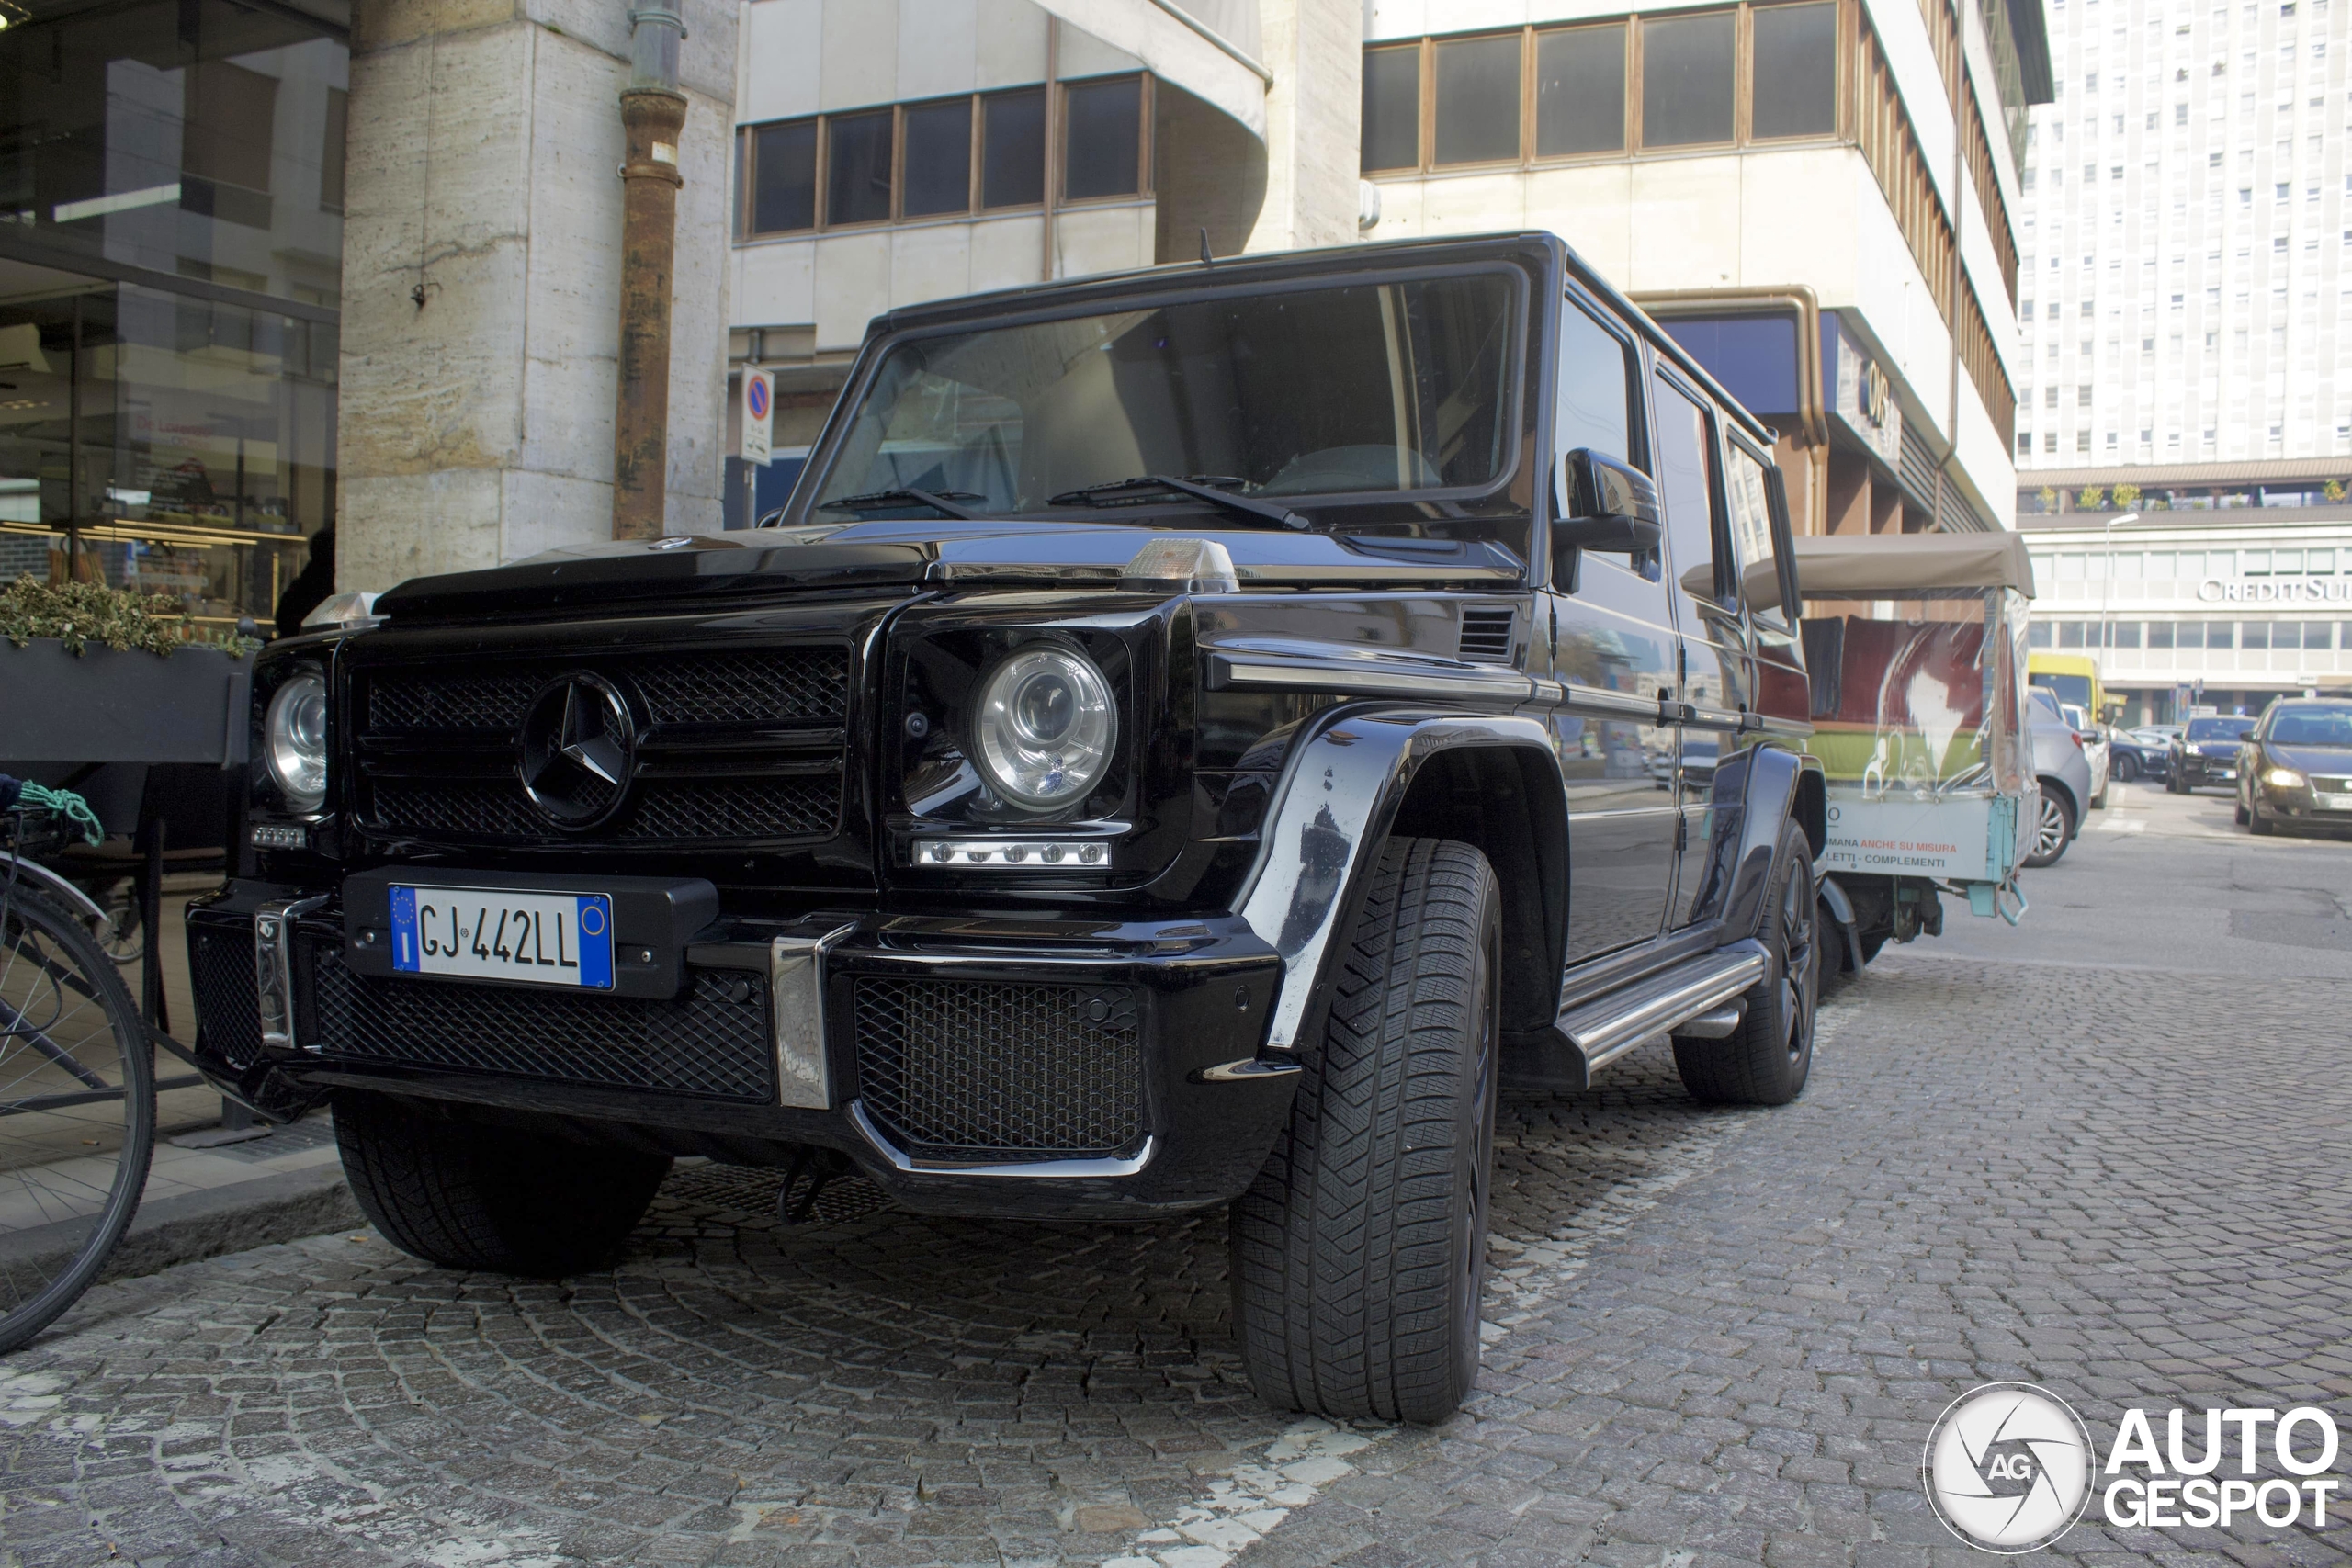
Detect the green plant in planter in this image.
<box><xmin>0</xmin><ymin>576</ymin><xmax>257</xmax><ymax>658</ymax></box>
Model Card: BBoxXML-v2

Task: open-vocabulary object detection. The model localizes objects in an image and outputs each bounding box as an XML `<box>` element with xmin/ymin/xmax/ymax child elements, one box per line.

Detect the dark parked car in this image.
<box><xmin>2235</xmin><ymin>699</ymin><xmax>2352</xmax><ymax>834</ymax></box>
<box><xmin>2168</xmin><ymin>715</ymin><xmax>2256</xmax><ymax>792</ymax></box>
<box><xmin>2103</xmin><ymin>725</ymin><xmax>2170</xmax><ymax>784</ymax></box>
<box><xmin>186</xmin><ymin>234</ymin><xmax>1830</xmax><ymax>1426</ymax></box>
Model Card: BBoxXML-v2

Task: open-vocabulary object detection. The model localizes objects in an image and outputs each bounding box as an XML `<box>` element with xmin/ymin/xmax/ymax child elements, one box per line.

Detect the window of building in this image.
<box><xmin>1643</xmin><ymin>12</ymin><xmax>1736</xmax><ymax>147</ymax></box>
<box><xmin>2059</xmin><ymin>621</ymin><xmax>2086</xmax><ymax>647</ymax></box>
<box><xmin>1362</xmin><ymin>46</ymin><xmax>1422</xmax><ymax>172</ymax></box>
<box><xmin>2114</xmin><ymin>621</ymin><xmax>2142</xmax><ymax>648</ymax></box>
<box><xmin>322</xmin><ymin>87</ymin><xmax>349</xmax><ymax>213</ymax></box>
<box><xmin>1437</xmin><ymin>34</ymin><xmax>1525</xmax><ymax>164</ymax></box>
<box><xmin>751</xmin><ymin>120</ymin><xmax>819</xmax><ymax>234</ymax></box>
<box><xmin>982</xmin><ymin>88</ymin><xmax>1046</xmax><ymax>208</ymax></box>
<box><xmin>826</xmin><ymin>109</ymin><xmax>893</xmax><ymax>226</ymax></box>
<box><xmin>1063</xmin><ymin>76</ymin><xmax>1145</xmax><ymax>200</ymax></box>
<box><xmin>2149</xmin><ymin>621</ymin><xmax>2176</xmax><ymax>648</ymax></box>
<box><xmin>1750</xmin><ymin>2</ymin><xmax>1838</xmax><ymax>139</ymax></box>
<box><xmin>2243</xmin><ymin>620</ymin><xmax>2271</xmax><ymax>649</ymax></box>
<box><xmin>1536</xmin><ymin>25</ymin><xmax>1627</xmax><ymax>155</ymax></box>
<box><xmin>900</xmin><ymin>98</ymin><xmax>973</xmax><ymax>218</ymax></box>
<box><xmin>2030</xmin><ymin>620</ymin><xmax>2054</xmax><ymax>648</ymax></box>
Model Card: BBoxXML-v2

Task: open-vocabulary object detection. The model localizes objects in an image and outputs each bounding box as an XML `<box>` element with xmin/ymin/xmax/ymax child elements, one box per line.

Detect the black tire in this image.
<box><xmin>2023</xmin><ymin>786</ymin><xmax>2075</xmax><ymax>868</ymax></box>
<box><xmin>0</xmin><ymin>885</ymin><xmax>154</xmax><ymax>1355</ymax></box>
<box><xmin>334</xmin><ymin>1091</ymin><xmax>672</xmax><ymax>1276</ymax></box>
<box><xmin>1673</xmin><ymin>822</ymin><xmax>1819</xmax><ymax>1107</ymax></box>
<box><xmin>1229</xmin><ymin>837</ymin><xmax>1500</xmax><ymax>1425</ymax></box>
<box><xmin>2248</xmin><ymin>798</ymin><xmax>2275</xmax><ymax>836</ymax></box>
<box><xmin>2116</xmin><ymin>754</ymin><xmax>2140</xmax><ymax>784</ymax></box>
<box><xmin>2234</xmin><ymin>798</ymin><xmax>2251</xmax><ymax>826</ymax></box>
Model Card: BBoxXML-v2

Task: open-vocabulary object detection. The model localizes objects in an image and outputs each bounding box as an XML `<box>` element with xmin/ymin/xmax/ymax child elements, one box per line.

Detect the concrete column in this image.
<box><xmin>336</xmin><ymin>0</ymin><xmax>736</xmax><ymax>592</ymax></box>
<box><xmin>1825</xmin><ymin>450</ymin><xmax>1871</xmax><ymax>536</ymax></box>
<box><xmin>1242</xmin><ymin>0</ymin><xmax>1362</xmax><ymax>253</ymax></box>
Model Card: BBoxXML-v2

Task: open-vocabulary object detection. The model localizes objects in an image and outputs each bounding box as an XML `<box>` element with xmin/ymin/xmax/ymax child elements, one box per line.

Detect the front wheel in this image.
<box><xmin>2115</xmin><ymin>754</ymin><xmax>2140</xmax><ymax>784</ymax></box>
<box><xmin>2248</xmin><ymin>797</ymin><xmax>2276</xmax><ymax>836</ymax></box>
<box><xmin>1229</xmin><ymin>837</ymin><xmax>1500</xmax><ymax>1425</ymax></box>
<box><xmin>2023</xmin><ymin>788</ymin><xmax>2075</xmax><ymax>868</ymax></box>
<box><xmin>1674</xmin><ymin>821</ymin><xmax>1818</xmax><ymax>1106</ymax></box>
<box><xmin>335</xmin><ymin>1091</ymin><xmax>672</xmax><ymax>1276</ymax></box>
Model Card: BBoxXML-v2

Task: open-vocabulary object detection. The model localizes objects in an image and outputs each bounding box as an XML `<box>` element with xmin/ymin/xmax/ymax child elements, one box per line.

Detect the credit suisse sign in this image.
<box><xmin>2198</xmin><ymin>577</ymin><xmax>2352</xmax><ymax>603</ymax></box>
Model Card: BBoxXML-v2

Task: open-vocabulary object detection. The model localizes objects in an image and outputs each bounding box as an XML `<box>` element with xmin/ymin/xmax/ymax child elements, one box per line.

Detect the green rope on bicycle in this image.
<box><xmin>15</xmin><ymin>784</ymin><xmax>104</xmax><ymax>846</ymax></box>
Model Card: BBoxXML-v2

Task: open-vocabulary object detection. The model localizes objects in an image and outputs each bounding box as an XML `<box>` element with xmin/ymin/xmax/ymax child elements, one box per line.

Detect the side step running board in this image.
<box><xmin>1555</xmin><ymin>940</ymin><xmax>1769</xmax><ymax>1074</ymax></box>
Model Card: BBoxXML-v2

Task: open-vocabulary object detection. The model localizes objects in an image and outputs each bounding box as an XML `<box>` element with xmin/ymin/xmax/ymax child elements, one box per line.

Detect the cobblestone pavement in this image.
<box><xmin>2</xmin><ymin>956</ymin><xmax>2347</xmax><ymax>1568</ymax></box>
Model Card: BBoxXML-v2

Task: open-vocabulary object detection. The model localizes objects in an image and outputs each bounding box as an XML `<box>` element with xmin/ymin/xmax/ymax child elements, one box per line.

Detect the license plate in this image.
<box><xmin>2321</xmin><ymin>794</ymin><xmax>2352</xmax><ymax>811</ymax></box>
<box><xmin>389</xmin><ymin>886</ymin><xmax>614</xmax><ymax>989</ymax></box>
<box><xmin>2215</xmin><ymin>769</ymin><xmax>2235</xmax><ymax>781</ymax></box>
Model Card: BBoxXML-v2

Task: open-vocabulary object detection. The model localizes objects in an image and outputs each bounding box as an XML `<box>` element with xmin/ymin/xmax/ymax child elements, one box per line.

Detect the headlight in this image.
<box><xmin>970</xmin><ymin>645</ymin><xmax>1116</xmax><ymax>810</ymax></box>
<box><xmin>264</xmin><ymin>671</ymin><xmax>330</xmax><ymax>812</ymax></box>
<box><xmin>2265</xmin><ymin>765</ymin><xmax>2307</xmax><ymax>788</ymax></box>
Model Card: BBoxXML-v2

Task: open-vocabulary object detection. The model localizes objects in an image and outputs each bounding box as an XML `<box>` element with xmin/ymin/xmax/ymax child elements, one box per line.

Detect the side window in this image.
<box><xmin>1724</xmin><ymin>439</ymin><xmax>1789</xmax><ymax>630</ymax></box>
<box><xmin>1651</xmin><ymin>377</ymin><xmax>1727</xmax><ymax>636</ymax></box>
<box><xmin>1555</xmin><ymin>298</ymin><xmax>1638</xmax><ymax>468</ymax></box>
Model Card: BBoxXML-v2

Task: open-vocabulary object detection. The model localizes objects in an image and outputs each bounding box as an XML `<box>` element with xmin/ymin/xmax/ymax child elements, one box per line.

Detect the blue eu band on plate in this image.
<box><xmin>389</xmin><ymin>886</ymin><xmax>615</xmax><ymax>989</ymax></box>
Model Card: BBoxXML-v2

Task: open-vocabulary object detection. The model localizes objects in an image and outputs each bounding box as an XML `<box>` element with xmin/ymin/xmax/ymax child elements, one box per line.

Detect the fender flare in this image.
<box><xmin>1679</xmin><ymin>742</ymin><xmax>1806</xmax><ymax>942</ymax></box>
<box><xmin>1813</xmin><ymin>872</ymin><xmax>1865</xmax><ymax>976</ymax></box>
<box><xmin>1229</xmin><ymin>705</ymin><xmax>1567</xmax><ymax>1053</ymax></box>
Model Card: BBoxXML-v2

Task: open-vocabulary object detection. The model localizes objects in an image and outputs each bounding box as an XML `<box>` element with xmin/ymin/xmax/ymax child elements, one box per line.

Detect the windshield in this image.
<box><xmin>2186</xmin><ymin>717</ymin><xmax>2255</xmax><ymax>741</ymax></box>
<box><xmin>2267</xmin><ymin>705</ymin><xmax>2352</xmax><ymax>746</ymax></box>
<box><xmin>2031</xmin><ymin>672</ymin><xmax>2093</xmax><ymax>709</ymax></box>
<box><xmin>808</xmin><ymin>273</ymin><xmax>1519</xmax><ymax>516</ymax></box>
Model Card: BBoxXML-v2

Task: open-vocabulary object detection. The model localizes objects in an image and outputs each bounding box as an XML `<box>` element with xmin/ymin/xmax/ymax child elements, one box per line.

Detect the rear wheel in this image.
<box><xmin>2115</xmin><ymin>754</ymin><xmax>2140</xmax><ymax>784</ymax></box>
<box><xmin>2024</xmin><ymin>788</ymin><xmax>2075</xmax><ymax>868</ymax></box>
<box><xmin>335</xmin><ymin>1091</ymin><xmax>671</xmax><ymax>1276</ymax></box>
<box><xmin>1674</xmin><ymin>822</ymin><xmax>1818</xmax><ymax>1107</ymax></box>
<box><xmin>1230</xmin><ymin>837</ymin><xmax>1500</xmax><ymax>1425</ymax></box>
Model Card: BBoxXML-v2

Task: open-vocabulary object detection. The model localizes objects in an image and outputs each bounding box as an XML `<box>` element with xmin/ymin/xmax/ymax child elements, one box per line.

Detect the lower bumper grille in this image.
<box><xmin>367</xmin><ymin>773</ymin><xmax>840</xmax><ymax>844</ymax></box>
<box><xmin>852</xmin><ymin>977</ymin><xmax>1144</xmax><ymax>1162</ymax></box>
<box><xmin>300</xmin><ymin>942</ymin><xmax>775</xmax><ymax>1102</ymax></box>
<box><xmin>190</xmin><ymin>922</ymin><xmax>263</xmax><ymax>1069</ymax></box>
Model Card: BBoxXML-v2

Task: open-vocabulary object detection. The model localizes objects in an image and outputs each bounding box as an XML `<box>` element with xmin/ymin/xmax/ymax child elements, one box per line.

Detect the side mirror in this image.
<box><xmin>1553</xmin><ymin>448</ymin><xmax>1666</xmax><ymax>560</ymax></box>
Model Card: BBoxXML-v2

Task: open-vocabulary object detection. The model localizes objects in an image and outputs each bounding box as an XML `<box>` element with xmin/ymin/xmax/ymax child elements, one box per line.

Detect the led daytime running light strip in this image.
<box><xmin>916</xmin><ymin>839</ymin><xmax>1108</xmax><ymax>868</ymax></box>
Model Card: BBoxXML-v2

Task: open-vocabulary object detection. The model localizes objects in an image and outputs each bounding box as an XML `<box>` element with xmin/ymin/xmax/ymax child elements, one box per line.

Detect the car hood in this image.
<box><xmin>370</xmin><ymin>520</ymin><xmax>1530</xmax><ymax>621</ymax></box>
<box><xmin>2265</xmin><ymin>743</ymin><xmax>2352</xmax><ymax>773</ymax></box>
<box><xmin>2188</xmin><ymin>740</ymin><xmax>2245</xmax><ymax>755</ymax></box>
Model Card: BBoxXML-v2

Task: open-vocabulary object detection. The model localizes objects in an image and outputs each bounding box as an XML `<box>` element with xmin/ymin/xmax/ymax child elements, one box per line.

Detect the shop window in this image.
<box><xmin>1064</xmin><ymin>76</ymin><xmax>1144</xmax><ymax>200</ymax></box>
<box><xmin>1436</xmin><ymin>34</ymin><xmax>1523</xmax><ymax>164</ymax></box>
<box><xmin>1362</xmin><ymin>45</ymin><xmax>1423</xmax><ymax>171</ymax></box>
<box><xmin>827</xmin><ymin>109</ymin><xmax>894</xmax><ymax>226</ymax></box>
<box><xmin>982</xmin><ymin>88</ymin><xmax>1046</xmax><ymax>208</ymax></box>
<box><xmin>749</xmin><ymin>120</ymin><xmax>817</xmax><ymax>234</ymax></box>
<box><xmin>1750</xmin><ymin>2</ymin><xmax>1838</xmax><ymax>139</ymax></box>
<box><xmin>1642</xmin><ymin>12</ymin><xmax>1736</xmax><ymax>148</ymax></box>
<box><xmin>1537</xmin><ymin>25</ymin><xmax>1627</xmax><ymax>155</ymax></box>
<box><xmin>901</xmin><ymin>98</ymin><xmax>974</xmax><ymax>218</ymax></box>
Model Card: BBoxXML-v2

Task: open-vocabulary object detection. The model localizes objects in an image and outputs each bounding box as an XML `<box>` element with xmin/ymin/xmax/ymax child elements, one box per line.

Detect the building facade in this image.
<box><xmin>725</xmin><ymin>0</ymin><xmax>2050</xmax><ymax>537</ymax></box>
<box><xmin>2014</xmin><ymin>0</ymin><xmax>2347</xmax><ymax>470</ymax></box>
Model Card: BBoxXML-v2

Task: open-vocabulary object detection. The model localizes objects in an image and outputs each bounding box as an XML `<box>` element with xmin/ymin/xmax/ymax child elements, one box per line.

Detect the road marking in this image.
<box><xmin>2097</xmin><ymin>818</ymin><xmax>2146</xmax><ymax>833</ymax></box>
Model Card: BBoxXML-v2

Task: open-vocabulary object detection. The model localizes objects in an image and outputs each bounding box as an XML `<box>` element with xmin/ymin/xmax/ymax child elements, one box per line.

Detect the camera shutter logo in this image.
<box><xmin>1923</xmin><ymin>1383</ymin><xmax>2094</xmax><ymax>1552</ymax></box>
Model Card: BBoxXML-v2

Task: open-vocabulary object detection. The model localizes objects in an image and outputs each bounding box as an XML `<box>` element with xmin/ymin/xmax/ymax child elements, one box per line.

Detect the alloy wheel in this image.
<box><xmin>2034</xmin><ymin>795</ymin><xmax>2069</xmax><ymax>858</ymax></box>
<box><xmin>1779</xmin><ymin>867</ymin><xmax>1816</xmax><ymax>1067</ymax></box>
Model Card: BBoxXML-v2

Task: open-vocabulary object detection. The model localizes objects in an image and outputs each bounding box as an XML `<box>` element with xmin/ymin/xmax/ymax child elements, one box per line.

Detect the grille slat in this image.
<box><xmin>853</xmin><ymin>977</ymin><xmax>1143</xmax><ymax>1162</ymax></box>
<box><xmin>1458</xmin><ymin>606</ymin><xmax>1517</xmax><ymax>662</ymax></box>
<box><xmin>355</xmin><ymin>646</ymin><xmax>849</xmax><ymax>846</ymax></box>
<box><xmin>303</xmin><ymin>942</ymin><xmax>775</xmax><ymax>1101</ymax></box>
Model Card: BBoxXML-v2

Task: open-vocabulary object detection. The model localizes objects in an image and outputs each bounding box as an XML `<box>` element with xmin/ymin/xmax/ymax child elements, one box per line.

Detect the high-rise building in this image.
<box><xmin>2014</xmin><ymin>0</ymin><xmax>2346</xmax><ymax>470</ymax></box>
<box><xmin>723</xmin><ymin>0</ymin><xmax>2050</xmax><ymax>540</ymax></box>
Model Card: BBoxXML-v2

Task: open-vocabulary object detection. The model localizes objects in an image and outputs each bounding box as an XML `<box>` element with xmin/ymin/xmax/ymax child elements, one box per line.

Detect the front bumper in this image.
<box><xmin>2177</xmin><ymin>753</ymin><xmax>2236</xmax><ymax>784</ymax></box>
<box><xmin>187</xmin><ymin>879</ymin><xmax>1292</xmax><ymax>1217</ymax></box>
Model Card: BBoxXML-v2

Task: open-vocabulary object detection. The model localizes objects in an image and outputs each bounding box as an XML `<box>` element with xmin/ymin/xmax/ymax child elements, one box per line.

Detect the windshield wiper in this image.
<box><xmin>1047</xmin><ymin>474</ymin><xmax>1309</xmax><ymax>531</ymax></box>
<box><xmin>820</xmin><ymin>487</ymin><xmax>990</xmax><ymax>521</ymax></box>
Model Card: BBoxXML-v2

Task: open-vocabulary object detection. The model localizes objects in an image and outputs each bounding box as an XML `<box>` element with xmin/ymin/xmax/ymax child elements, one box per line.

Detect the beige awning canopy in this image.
<box><xmin>1792</xmin><ymin>532</ymin><xmax>2038</xmax><ymax>598</ymax></box>
<box><xmin>1036</xmin><ymin>0</ymin><xmax>1269</xmax><ymax>138</ymax></box>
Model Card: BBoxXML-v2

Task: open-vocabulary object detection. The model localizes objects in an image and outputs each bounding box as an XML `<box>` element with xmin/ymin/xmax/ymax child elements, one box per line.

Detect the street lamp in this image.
<box><xmin>2101</xmin><ymin>510</ymin><xmax>2138</xmax><ymax>722</ymax></box>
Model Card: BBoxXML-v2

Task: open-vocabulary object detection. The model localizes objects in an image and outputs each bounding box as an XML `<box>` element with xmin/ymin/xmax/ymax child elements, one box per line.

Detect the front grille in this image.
<box><xmin>190</xmin><ymin>922</ymin><xmax>263</xmax><ymax>1068</ymax></box>
<box><xmin>354</xmin><ymin>645</ymin><xmax>850</xmax><ymax>847</ymax></box>
<box><xmin>2312</xmin><ymin>775</ymin><xmax>2352</xmax><ymax>793</ymax></box>
<box><xmin>301</xmin><ymin>942</ymin><xmax>775</xmax><ymax>1101</ymax></box>
<box><xmin>853</xmin><ymin>977</ymin><xmax>1144</xmax><ymax>1162</ymax></box>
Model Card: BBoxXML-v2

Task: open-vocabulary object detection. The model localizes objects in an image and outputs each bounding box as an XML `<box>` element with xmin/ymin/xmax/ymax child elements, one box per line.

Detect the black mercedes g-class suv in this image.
<box><xmin>189</xmin><ymin>233</ymin><xmax>1826</xmax><ymax>1424</ymax></box>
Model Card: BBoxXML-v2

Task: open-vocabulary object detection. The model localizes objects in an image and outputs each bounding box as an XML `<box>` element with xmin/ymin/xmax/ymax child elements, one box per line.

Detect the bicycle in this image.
<box><xmin>0</xmin><ymin>783</ymin><xmax>154</xmax><ymax>1355</ymax></box>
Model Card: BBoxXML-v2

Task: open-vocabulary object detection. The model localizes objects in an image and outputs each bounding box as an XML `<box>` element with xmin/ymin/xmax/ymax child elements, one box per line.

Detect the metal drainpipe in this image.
<box><xmin>612</xmin><ymin>4</ymin><xmax>688</xmax><ymax>540</ymax></box>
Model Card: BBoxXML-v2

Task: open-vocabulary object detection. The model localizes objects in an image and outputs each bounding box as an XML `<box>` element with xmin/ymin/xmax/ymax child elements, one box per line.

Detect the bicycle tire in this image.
<box><xmin>0</xmin><ymin>881</ymin><xmax>155</xmax><ymax>1355</ymax></box>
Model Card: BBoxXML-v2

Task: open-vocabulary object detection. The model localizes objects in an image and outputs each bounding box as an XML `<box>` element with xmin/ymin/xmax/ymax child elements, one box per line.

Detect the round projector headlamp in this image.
<box><xmin>971</xmin><ymin>646</ymin><xmax>1116</xmax><ymax>811</ymax></box>
<box><xmin>264</xmin><ymin>671</ymin><xmax>330</xmax><ymax>813</ymax></box>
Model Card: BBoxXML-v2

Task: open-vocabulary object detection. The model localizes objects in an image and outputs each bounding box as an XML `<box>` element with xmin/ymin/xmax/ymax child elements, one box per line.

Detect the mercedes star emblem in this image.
<box><xmin>517</xmin><ymin>671</ymin><xmax>635</xmax><ymax>829</ymax></box>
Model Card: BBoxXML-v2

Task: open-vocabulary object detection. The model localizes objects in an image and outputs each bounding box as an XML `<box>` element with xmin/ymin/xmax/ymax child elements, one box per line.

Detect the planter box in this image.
<box><xmin>0</xmin><ymin>639</ymin><xmax>251</xmax><ymax>766</ymax></box>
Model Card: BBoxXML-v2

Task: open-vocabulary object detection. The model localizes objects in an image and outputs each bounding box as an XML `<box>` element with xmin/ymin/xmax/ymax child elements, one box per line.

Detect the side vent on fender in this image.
<box><xmin>1458</xmin><ymin>605</ymin><xmax>1517</xmax><ymax>663</ymax></box>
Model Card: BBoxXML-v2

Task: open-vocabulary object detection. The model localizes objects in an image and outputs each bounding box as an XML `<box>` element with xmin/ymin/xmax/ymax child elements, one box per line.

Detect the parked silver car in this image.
<box><xmin>2027</xmin><ymin>687</ymin><xmax>2098</xmax><ymax>866</ymax></box>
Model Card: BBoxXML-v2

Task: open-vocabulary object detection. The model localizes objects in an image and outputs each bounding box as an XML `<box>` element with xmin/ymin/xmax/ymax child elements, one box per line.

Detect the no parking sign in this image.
<box><xmin>741</xmin><ymin>369</ymin><xmax>773</xmax><ymax>464</ymax></box>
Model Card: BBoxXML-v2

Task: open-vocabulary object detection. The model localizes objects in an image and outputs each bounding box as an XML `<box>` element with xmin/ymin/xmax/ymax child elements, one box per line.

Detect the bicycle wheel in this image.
<box><xmin>0</xmin><ymin>881</ymin><xmax>154</xmax><ymax>1354</ymax></box>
